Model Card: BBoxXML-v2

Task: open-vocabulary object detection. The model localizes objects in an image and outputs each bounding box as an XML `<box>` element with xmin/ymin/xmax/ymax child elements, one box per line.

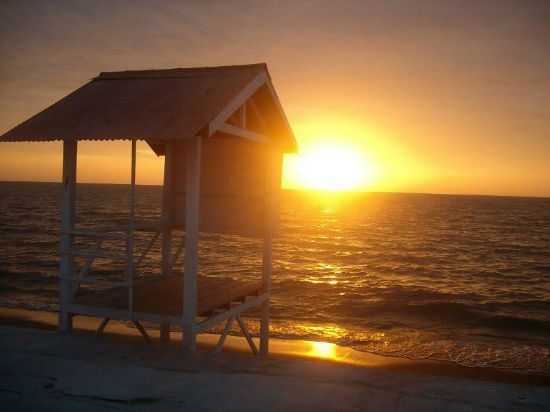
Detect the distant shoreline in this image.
<box><xmin>1</xmin><ymin>180</ymin><xmax>549</xmax><ymax>200</ymax></box>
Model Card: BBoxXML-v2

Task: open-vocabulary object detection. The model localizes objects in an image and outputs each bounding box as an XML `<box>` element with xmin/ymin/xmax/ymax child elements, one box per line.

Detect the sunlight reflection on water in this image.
<box><xmin>308</xmin><ymin>341</ymin><xmax>337</xmax><ymax>359</ymax></box>
<box><xmin>1</xmin><ymin>183</ymin><xmax>550</xmax><ymax>374</ymax></box>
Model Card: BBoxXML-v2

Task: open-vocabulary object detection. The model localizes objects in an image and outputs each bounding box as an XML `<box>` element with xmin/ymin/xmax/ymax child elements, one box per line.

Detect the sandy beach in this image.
<box><xmin>2</xmin><ymin>2</ymin><xmax>550</xmax><ymax>411</ymax></box>
<box><xmin>1</xmin><ymin>307</ymin><xmax>548</xmax><ymax>411</ymax></box>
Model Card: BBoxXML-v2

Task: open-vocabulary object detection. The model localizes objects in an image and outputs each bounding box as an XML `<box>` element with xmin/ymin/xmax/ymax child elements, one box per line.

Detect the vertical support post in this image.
<box><xmin>183</xmin><ymin>136</ymin><xmax>202</xmax><ymax>352</ymax></box>
<box><xmin>260</xmin><ymin>149</ymin><xmax>275</xmax><ymax>357</ymax></box>
<box><xmin>160</xmin><ymin>142</ymin><xmax>174</xmax><ymax>342</ymax></box>
<box><xmin>59</xmin><ymin>139</ymin><xmax>77</xmax><ymax>333</ymax></box>
<box><xmin>128</xmin><ymin>140</ymin><xmax>136</xmax><ymax>318</ymax></box>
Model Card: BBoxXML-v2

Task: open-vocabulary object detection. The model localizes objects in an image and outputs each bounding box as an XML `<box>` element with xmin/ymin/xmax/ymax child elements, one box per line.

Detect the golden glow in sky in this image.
<box><xmin>282</xmin><ymin>115</ymin><xmax>386</xmax><ymax>192</ymax></box>
<box><xmin>0</xmin><ymin>1</ymin><xmax>549</xmax><ymax>197</ymax></box>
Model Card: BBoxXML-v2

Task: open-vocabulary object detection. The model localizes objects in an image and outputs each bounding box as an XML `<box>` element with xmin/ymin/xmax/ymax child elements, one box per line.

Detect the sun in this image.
<box><xmin>296</xmin><ymin>144</ymin><xmax>371</xmax><ymax>191</ymax></box>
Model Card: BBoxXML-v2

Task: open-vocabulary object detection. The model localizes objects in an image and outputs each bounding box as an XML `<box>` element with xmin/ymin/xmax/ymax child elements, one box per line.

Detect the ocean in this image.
<box><xmin>1</xmin><ymin>181</ymin><xmax>549</xmax><ymax>375</ymax></box>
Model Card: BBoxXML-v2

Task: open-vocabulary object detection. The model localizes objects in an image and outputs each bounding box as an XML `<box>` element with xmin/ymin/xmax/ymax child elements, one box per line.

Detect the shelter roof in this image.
<box><xmin>0</xmin><ymin>63</ymin><xmax>296</xmax><ymax>152</ymax></box>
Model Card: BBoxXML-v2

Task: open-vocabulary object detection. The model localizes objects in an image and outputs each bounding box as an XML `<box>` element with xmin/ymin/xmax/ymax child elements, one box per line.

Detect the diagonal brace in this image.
<box><xmin>237</xmin><ymin>316</ymin><xmax>258</xmax><ymax>355</ymax></box>
<box><xmin>96</xmin><ymin>317</ymin><xmax>110</xmax><ymax>336</ymax></box>
<box><xmin>214</xmin><ymin>317</ymin><xmax>234</xmax><ymax>353</ymax></box>
<box><xmin>132</xmin><ymin>320</ymin><xmax>151</xmax><ymax>344</ymax></box>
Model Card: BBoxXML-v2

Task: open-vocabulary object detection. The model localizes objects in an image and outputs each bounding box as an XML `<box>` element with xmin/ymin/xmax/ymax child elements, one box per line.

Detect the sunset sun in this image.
<box><xmin>296</xmin><ymin>144</ymin><xmax>371</xmax><ymax>191</ymax></box>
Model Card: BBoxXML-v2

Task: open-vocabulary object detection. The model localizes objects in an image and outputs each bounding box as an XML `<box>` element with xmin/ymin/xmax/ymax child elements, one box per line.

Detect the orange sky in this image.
<box><xmin>1</xmin><ymin>1</ymin><xmax>549</xmax><ymax>197</ymax></box>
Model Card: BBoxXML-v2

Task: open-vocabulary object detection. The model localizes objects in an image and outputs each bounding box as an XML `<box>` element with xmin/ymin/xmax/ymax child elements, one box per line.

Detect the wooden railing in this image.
<box><xmin>62</xmin><ymin>223</ymin><xmax>163</xmax><ymax>300</ymax></box>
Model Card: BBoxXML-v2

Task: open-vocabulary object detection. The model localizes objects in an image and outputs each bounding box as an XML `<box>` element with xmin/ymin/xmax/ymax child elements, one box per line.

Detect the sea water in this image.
<box><xmin>1</xmin><ymin>182</ymin><xmax>549</xmax><ymax>374</ymax></box>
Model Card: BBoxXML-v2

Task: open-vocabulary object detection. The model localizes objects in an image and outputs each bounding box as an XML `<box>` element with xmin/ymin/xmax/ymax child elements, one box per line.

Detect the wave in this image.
<box><xmin>2</xmin><ymin>182</ymin><xmax>550</xmax><ymax>373</ymax></box>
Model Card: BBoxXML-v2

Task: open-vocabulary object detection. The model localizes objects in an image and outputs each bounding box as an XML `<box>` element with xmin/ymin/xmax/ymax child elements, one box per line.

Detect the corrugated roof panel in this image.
<box><xmin>0</xmin><ymin>63</ymin><xmax>296</xmax><ymax>152</ymax></box>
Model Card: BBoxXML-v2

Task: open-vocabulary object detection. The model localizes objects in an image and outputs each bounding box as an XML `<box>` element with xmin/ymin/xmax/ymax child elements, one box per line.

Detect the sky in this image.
<box><xmin>1</xmin><ymin>0</ymin><xmax>549</xmax><ymax>197</ymax></box>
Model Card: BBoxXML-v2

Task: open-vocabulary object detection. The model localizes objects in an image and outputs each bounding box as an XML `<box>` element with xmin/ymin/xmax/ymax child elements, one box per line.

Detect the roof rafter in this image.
<box><xmin>208</xmin><ymin>72</ymin><xmax>268</xmax><ymax>138</ymax></box>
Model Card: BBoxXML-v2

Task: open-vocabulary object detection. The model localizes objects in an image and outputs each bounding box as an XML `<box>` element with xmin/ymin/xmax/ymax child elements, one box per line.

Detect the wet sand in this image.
<box><xmin>1</xmin><ymin>307</ymin><xmax>549</xmax><ymax>385</ymax></box>
<box><xmin>1</xmin><ymin>307</ymin><xmax>549</xmax><ymax>411</ymax></box>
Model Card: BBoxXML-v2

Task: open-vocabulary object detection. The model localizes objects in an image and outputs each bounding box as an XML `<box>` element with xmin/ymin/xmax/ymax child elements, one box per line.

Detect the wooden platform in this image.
<box><xmin>75</xmin><ymin>275</ymin><xmax>263</xmax><ymax>318</ymax></box>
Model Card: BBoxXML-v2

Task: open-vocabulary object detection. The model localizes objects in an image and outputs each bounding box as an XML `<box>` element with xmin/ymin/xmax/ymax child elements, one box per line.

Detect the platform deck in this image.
<box><xmin>75</xmin><ymin>275</ymin><xmax>263</xmax><ymax>318</ymax></box>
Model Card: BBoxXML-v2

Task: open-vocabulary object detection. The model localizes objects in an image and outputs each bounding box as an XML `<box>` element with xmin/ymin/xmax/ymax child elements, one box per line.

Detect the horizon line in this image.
<box><xmin>1</xmin><ymin>179</ymin><xmax>549</xmax><ymax>200</ymax></box>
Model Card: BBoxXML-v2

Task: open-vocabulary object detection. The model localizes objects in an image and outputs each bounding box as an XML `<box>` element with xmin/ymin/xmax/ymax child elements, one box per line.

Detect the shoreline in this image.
<box><xmin>1</xmin><ymin>306</ymin><xmax>548</xmax><ymax>387</ymax></box>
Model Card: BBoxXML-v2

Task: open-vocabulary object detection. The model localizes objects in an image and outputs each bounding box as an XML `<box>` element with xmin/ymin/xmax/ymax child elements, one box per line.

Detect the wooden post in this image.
<box><xmin>128</xmin><ymin>140</ymin><xmax>136</xmax><ymax>319</ymax></box>
<box><xmin>59</xmin><ymin>139</ymin><xmax>77</xmax><ymax>333</ymax></box>
<box><xmin>260</xmin><ymin>149</ymin><xmax>275</xmax><ymax>357</ymax></box>
<box><xmin>160</xmin><ymin>142</ymin><xmax>174</xmax><ymax>342</ymax></box>
<box><xmin>183</xmin><ymin>136</ymin><xmax>202</xmax><ymax>352</ymax></box>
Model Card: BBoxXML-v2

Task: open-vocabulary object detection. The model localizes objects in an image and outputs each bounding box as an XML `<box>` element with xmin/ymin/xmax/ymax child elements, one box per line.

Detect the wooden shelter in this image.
<box><xmin>0</xmin><ymin>63</ymin><xmax>296</xmax><ymax>355</ymax></box>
